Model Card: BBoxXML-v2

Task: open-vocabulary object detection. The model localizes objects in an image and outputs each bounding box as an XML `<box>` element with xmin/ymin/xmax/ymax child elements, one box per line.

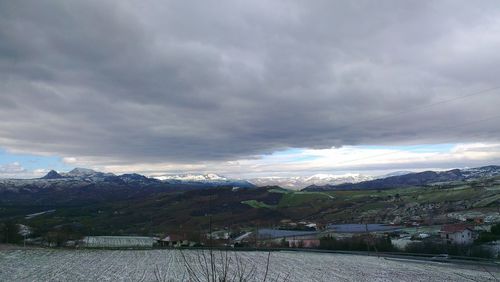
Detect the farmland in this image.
<box><xmin>0</xmin><ymin>249</ymin><xmax>498</xmax><ymax>281</ymax></box>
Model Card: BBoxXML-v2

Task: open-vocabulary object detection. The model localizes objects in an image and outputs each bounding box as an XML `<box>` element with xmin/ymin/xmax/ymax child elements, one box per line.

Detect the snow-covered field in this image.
<box><xmin>0</xmin><ymin>249</ymin><xmax>497</xmax><ymax>281</ymax></box>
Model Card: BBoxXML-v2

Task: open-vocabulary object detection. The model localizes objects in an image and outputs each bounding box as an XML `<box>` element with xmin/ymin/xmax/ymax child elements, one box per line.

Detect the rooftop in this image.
<box><xmin>440</xmin><ymin>224</ymin><xmax>474</xmax><ymax>234</ymax></box>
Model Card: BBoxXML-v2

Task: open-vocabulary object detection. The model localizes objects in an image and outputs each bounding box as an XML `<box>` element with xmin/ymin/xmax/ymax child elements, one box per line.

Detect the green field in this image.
<box><xmin>241</xmin><ymin>200</ymin><xmax>276</xmax><ymax>209</ymax></box>
<box><xmin>278</xmin><ymin>191</ymin><xmax>334</xmax><ymax>208</ymax></box>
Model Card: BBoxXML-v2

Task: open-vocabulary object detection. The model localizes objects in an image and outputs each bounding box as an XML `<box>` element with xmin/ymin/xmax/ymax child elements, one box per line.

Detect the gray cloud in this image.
<box><xmin>1</xmin><ymin>0</ymin><xmax>500</xmax><ymax>167</ymax></box>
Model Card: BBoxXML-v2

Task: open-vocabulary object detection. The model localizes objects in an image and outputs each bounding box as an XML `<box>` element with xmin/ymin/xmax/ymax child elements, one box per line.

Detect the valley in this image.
<box><xmin>1</xmin><ymin>166</ymin><xmax>499</xmax><ymax>238</ymax></box>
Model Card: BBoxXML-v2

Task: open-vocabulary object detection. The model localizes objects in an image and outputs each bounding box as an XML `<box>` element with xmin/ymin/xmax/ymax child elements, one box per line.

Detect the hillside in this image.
<box><xmin>2</xmin><ymin>173</ymin><xmax>499</xmax><ymax>237</ymax></box>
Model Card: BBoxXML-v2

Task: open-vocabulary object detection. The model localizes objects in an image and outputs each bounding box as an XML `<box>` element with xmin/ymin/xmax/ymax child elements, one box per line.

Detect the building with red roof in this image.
<box><xmin>440</xmin><ymin>224</ymin><xmax>475</xmax><ymax>245</ymax></box>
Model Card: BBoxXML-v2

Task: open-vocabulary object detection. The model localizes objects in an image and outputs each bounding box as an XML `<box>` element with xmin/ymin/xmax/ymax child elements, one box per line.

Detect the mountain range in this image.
<box><xmin>152</xmin><ymin>173</ymin><xmax>253</xmax><ymax>187</ymax></box>
<box><xmin>19</xmin><ymin>168</ymin><xmax>255</xmax><ymax>187</ymax></box>
<box><xmin>247</xmin><ymin>173</ymin><xmax>374</xmax><ymax>189</ymax></box>
<box><xmin>0</xmin><ymin>169</ymin><xmax>398</xmax><ymax>191</ymax></box>
<box><xmin>303</xmin><ymin>165</ymin><xmax>500</xmax><ymax>191</ymax></box>
<box><xmin>0</xmin><ymin>168</ymin><xmax>254</xmax><ymax>195</ymax></box>
<box><xmin>1</xmin><ymin>165</ymin><xmax>499</xmax><ymax>196</ymax></box>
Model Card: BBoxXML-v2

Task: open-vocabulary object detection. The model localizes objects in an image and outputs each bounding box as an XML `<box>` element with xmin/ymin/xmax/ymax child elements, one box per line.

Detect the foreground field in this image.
<box><xmin>0</xmin><ymin>249</ymin><xmax>498</xmax><ymax>281</ymax></box>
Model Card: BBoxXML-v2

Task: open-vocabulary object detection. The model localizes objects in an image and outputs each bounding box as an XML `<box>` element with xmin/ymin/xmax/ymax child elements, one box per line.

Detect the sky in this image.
<box><xmin>1</xmin><ymin>1</ymin><xmax>500</xmax><ymax>179</ymax></box>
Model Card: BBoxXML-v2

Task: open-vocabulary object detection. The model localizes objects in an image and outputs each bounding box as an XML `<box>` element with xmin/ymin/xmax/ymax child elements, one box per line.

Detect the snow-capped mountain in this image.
<box><xmin>0</xmin><ymin>168</ymin><xmax>162</xmax><ymax>192</ymax></box>
<box><xmin>64</xmin><ymin>167</ymin><xmax>98</xmax><ymax>176</ymax></box>
<box><xmin>1</xmin><ymin>165</ymin><xmax>498</xmax><ymax>193</ymax></box>
<box><xmin>153</xmin><ymin>173</ymin><xmax>254</xmax><ymax>188</ymax></box>
<box><xmin>40</xmin><ymin>170</ymin><xmax>64</xmax><ymax>179</ymax></box>
<box><xmin>248</xmin><ymin>173</ymin><xmax>374</xmax><ymax>190</ymax></box>
<box><xmin>303</xmin><ymin>165</ymin><xmax>500</xmax><ymax>191</ymax></box>
<box><xmin>0</xmin><ymin>169</ymin><xmax>254</xmax><ymax>194</ymax></box>
<box><xmin>154</xmin><ymin>173</ymin><xmax>227</xmax><ymax>182</ymax></box>
<box><xmin>461</xmin><ymin>165</ymin><xmax>500</xmax><ymax>179</ymax></box>
<box><xmin>248</xmin><ymin>166</ymin><xmax>500</xmax><ymax>190</ymax></box>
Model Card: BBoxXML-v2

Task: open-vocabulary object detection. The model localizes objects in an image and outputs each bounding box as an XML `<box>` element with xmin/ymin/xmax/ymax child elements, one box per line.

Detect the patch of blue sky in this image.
<box><xmin>0</xmin><ymin>148</ymin><xmax>71</xmax><ymax>172</ymax></box>
<box><xmin>263</xmin><ymin>144</ymin><xmax>456</xmax><ymax>163</ymax></box>
<box><xmin>291</xmin><ymin>155</ymin><xmax>318</xmax><ymax>162</ymax></box>
<box><xmin>260</xmin><ymin>147</ymin><xmax>319</xmax><ymax>162</ymax></box>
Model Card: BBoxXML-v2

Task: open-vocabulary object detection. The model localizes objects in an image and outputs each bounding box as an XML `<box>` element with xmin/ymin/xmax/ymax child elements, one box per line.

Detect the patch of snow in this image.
<box><xmin>0</xmin><ymin>249</ymin><xmax>496</xmax><ymax>281</ymax></box>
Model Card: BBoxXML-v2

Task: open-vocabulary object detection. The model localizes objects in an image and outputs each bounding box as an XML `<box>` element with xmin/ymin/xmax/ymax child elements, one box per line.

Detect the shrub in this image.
<box><xmin>320</xmin><ymin>235</ymin><xmax>394</xmax><ymax>252</ymax></box>
<box><xmin>405</xmin><ymin>241</ymin><xmax>495</xmax><ymax>258</ymax></box>
<box><xmin>0</xmin><ymin>221</ymin><xmax>22</xmax><ymax>244</ymax></box>
<box><xmin>491</xmin><ymin>223</ymin><xmax>500</xmax><ymax>235</ymax></box>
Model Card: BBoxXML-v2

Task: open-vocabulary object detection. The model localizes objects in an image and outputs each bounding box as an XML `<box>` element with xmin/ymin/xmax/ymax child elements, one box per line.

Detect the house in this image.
<box><xmin>207</xmin><ymin>230</ymin><xmax>230</xmax><ymax>240</ymax></box>
<box><xmin>157</xmin><ymin>234</ymin><xmax>195</xmax><ymax>247</ymax></box>
<box><xmin>471</xmin><ymin>217</ymin><xmax>485</xmax><ymax>225</ymax></box>
<box><xmin>440</xmin><ymin>224</ymin><xmax>475</xmax><ymax>245</ymax></box>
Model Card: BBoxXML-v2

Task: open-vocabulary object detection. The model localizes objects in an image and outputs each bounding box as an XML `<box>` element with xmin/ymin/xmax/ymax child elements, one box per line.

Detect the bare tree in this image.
<box><xmin>179</xmin><ymin>249</ymin><xmax>288</xmax><ymax>282</ymax></box>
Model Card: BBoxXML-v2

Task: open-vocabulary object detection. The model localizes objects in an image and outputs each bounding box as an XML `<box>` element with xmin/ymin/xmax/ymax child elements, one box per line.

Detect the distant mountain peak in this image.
<box><xmin>40</xmin><ymin>170</ymin><xmax>63</xmax><ymax>179</ymax></box>
<box><xmin>68</xmin><ymin>167</ymin><xmax>97</xmax><ymax>176</ymax></box>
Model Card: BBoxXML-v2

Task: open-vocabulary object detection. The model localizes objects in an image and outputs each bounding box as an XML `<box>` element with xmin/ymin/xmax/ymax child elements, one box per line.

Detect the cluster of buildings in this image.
<box><xmin>74</xmin><ymin>215</ymin><xmax>498</xmax><ymax>259</ymax></box>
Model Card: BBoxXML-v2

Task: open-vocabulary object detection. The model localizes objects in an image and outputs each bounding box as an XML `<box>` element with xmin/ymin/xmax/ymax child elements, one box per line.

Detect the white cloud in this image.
<box><xmin>2</xmin><ymin>143</ymin><xmax>499</xmax><ymax>179</ymax></box>
<box><xmin>62</xmin><ymin>157</ymin><xmax>78</xmax><ymax>164</ymax></box>
<box><xmin>0</xmin><ymin>162</ymin><xmax>54</xmax><ymax>178</ymax></box>
<box><xmin>0</xmin><ymin>162</ymin><xmax>26</xmax><ymax>174</ymax></box>
<box><xmin>33</xmin><ymin>168</ymin><xmax>49</xmax><ymax>176</ymax></box>
<box><xmin>0</xmin><ymin>162</ymin><xmax>48</xmax><ymax>179</ymax></box>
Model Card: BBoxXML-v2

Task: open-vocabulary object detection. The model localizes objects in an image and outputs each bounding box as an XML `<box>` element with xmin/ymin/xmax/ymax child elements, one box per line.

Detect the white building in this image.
<box><xmin>83</xmin><ymin>236</ymin><xmax>155</xmax><ymax>248</ymax></box>
<box><xmin>440</xmin><ymin>224</ymin><xmax>475</xmax><ymax>245</ymax></box>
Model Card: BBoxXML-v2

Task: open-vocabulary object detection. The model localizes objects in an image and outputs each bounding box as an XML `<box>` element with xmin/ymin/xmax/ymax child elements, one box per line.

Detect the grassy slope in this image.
<box><xmin>241</xmin><ymin>200</ymin><xmax>276</xmax><ymax>209</ymax></box>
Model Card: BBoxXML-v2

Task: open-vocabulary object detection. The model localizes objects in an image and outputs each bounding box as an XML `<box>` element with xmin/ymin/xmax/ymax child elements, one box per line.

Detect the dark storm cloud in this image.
<box><xmin>1</xmin><ymin>0</ymin><xmax>500</xmax><ymax>165</ymax></box>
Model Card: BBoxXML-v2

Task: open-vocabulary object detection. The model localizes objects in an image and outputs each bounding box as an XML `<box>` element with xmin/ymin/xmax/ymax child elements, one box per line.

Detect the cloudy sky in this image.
<box><xmin>1</xmin><ymin>0</ymin><xmax>500</xmax><ymax>179</ymax></box>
